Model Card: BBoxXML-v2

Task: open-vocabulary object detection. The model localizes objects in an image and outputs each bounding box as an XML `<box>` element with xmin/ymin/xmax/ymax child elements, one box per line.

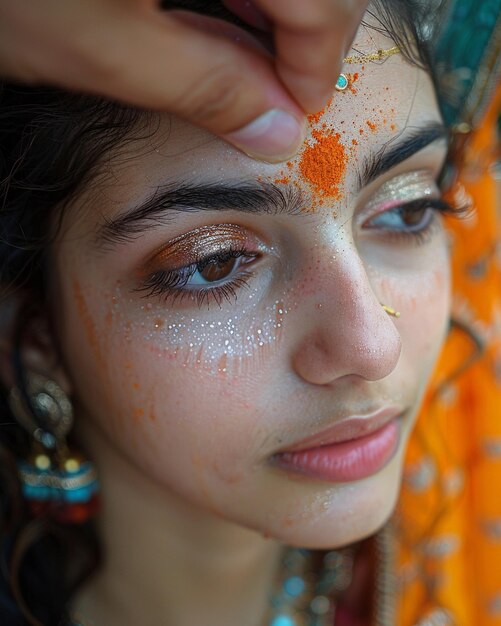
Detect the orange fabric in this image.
<box><xmin>396</xmin><ymin>88</ymin><xmax>501</xmax><ymax>625</ymax></box>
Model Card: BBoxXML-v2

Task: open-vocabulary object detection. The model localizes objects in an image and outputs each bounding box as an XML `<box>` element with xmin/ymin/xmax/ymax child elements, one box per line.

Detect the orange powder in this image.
<box><xmin>133</xmin><ymin>407</ymin><xmax>145</xmax><ymax>421</ymax></box>
<box><xmin>298</xmin><ymin>128</ymin><xmax>347</xmax><ymax>198</ymax></box>
<box><xmin>307</xmin><ymin>109</ymin><xmax>324</xmax><ymax>125</ymax></box>
<box><xmin>274</xmin><ymin>175</ymin><xmax>290</xmax><ymax>184</ymax></box>
<box><xmin>307</xmin><ymin>95</ymin><xmax>334</xmax><ymax>125</ymax></box>
<box><xmin>273</xmin><ymin>161</ymin><xmax>294</xmax><ymax>185</ymax></box>
<box><xmin>72</xmin><ymin>279</ymin><xmax>102</xmax><ymax>365</ymax></box>
<box><xmin>366</xmin><ymin>120</ymin><xmax>377</xmax><ymax>132</ymax></box>
<box><xmin>347</xmin><ymin>73</ymin><xmax>359</xmax><ymax>94</ymax></box>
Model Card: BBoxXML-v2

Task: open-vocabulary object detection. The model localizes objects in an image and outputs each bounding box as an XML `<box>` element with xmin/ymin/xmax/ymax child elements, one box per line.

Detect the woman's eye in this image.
<box><xmin>363</xmin><ymin>197</ymin><xmax>461</xmax><ymax>241</ymax></box>
<box><xmin>368</xmin><ymin>204</ymin><xmax>434</xmax><ymax>232</ymax></box>
<box><xmin>137</xmin><ymin>248</ymin><xmax>259</xmax><ymax>308</ymax></box>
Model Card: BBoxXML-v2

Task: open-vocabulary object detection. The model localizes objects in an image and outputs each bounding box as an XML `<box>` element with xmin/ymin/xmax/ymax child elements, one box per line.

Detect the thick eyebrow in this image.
<box><xmin>96</xmin><ymin>121</ymin><xmax>448</xmax><ymax>248</ymax></box>
<box><xmin>359</xmin><ymin>121</ymin><xmax>448</xmax><ymax>188</ymax></box>
<box><xmin>97</xmin><ymin>182</ymin><xmax>305</xmax><ymax>247</ymax></box>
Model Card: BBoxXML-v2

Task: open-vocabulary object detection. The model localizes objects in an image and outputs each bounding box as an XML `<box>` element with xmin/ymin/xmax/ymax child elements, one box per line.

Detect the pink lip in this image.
<box><xmin>280</xmin><ymin>407</ymin><xmax>403</xmax><ymax>453</ymax></box>
<box><xmin>271</xmin><ymin>407</ymin><xmax>404</xmax><ymax>483</ymax></box>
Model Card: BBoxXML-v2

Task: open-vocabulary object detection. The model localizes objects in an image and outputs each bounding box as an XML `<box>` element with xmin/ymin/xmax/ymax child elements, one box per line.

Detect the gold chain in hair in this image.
<box><xmin>343</xmin><ymin>46</ymin><xmax>400</xmax><ymax>64</ymax></box>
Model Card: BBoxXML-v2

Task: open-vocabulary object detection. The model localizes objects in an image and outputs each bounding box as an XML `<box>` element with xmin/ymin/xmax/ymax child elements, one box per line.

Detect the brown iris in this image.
<box><xmin>398</xmin><ymin>206</ymin><xmax>430</xmax><ymax>228</ymax></box>
<box><xmin>200</xmin><ymin>257</ymin><xmax>238</xmax><ymax>282</ymax></box>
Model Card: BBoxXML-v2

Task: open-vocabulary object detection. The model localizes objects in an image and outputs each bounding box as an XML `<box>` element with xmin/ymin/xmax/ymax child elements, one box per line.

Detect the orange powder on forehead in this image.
<box><xmin>347</xmin><ymin>72</ymin><xmax>359</xmax><ymax>94</ymax></box>
<box><xmin>307</xmin><ymin>95</ymin><xmax>334</xmax><ymax>125</ymax></box>
<box><xmin>307</xmin><ymin>109</ymin><xmax>324</xmax><ymax>125</ymax></box>
<box><xmin>274</xmin><ymin>175</ymin><xmax>290</xmax><ymax>184</ymax></box>
<box><xmin>298</xmin><ymin>128</ymin><xmax>347</xmax><ymax>198</ymax></box>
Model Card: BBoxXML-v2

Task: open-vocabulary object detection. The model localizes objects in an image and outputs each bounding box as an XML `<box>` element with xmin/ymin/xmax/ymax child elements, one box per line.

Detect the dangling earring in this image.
<box><xmin>8</xmin><ymin>374</ymin><xmax>99</xmax><ymax>523</ymax></box>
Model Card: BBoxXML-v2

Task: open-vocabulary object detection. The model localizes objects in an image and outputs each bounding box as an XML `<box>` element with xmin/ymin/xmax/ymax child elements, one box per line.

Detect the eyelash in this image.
<box><xmin>138</xmin><ymin>197</ymin><xmax>465</xmax><ymax>308</ymax></box>
<box><xmin>365</xmin><ymin>198</ymin><xmax>465</xmax><ymax>245</ymax></box>
<box><xmin>137</xmin><ymin>247</ymin><xmax>258</xmax><ymax>308</ymax></box>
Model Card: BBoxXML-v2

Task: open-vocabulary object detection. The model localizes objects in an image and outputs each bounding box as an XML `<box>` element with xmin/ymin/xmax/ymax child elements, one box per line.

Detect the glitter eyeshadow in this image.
<box><xmin>365</xmin><ymin>170</ymin><xmax>438</xmax><ymax>210</ymax></box>
<box><xmin>145</xmin><ymin>224</ymin><xmax>251</xmax><ymax>272</ymax></box>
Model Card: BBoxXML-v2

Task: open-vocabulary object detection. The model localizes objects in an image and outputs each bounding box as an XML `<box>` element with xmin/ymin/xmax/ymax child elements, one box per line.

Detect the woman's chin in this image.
<box><xmin>257</xmin><ymin>450</ymin><xmax>404</xmax><ymax>549</ymax></box>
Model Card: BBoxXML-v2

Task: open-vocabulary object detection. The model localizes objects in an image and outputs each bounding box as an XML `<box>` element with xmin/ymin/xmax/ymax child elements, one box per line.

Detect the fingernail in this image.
<box><xmin>224</xmin><ymin>109</ymin><xmax>305</xmax><ymax>163</ymax></box>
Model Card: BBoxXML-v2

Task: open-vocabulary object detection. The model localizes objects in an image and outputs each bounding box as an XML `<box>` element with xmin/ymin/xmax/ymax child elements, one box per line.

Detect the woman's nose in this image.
<box><xmin>291</xmin><ymin>252</ymin><xmax>402</xmax><ymax>386</ymax></box>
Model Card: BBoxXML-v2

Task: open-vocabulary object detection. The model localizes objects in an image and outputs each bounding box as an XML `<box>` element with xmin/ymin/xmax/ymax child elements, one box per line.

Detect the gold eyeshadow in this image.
<box><xmin>144</xmin><ymin>224</ymin><xmax>250</xmax><ymax>272</ymax></box>
<box><xmin>366</xmin><ymin>171</ymin><xmax>438</xmax><ymax>210</ymax></box>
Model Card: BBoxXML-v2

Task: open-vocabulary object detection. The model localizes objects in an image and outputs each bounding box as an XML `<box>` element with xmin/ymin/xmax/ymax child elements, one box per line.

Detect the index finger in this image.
<box><xmin>254</xmin><ymin>0</ymin><xmax>369</xmax><ymax>112</ymax></box>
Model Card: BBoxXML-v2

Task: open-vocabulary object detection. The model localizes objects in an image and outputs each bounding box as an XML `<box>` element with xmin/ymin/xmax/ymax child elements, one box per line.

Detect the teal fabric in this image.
<box><xmin>432</xmin><ymin>0</ymin><xmax>501</xmax><ymax>126</ymax></box>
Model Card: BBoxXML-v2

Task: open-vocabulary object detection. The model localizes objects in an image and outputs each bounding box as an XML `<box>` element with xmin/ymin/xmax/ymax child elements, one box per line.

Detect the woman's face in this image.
<box><xmin>52</xmin><ymin>24</ymin><xmax>450</xmax><ymax>547</ymax></box>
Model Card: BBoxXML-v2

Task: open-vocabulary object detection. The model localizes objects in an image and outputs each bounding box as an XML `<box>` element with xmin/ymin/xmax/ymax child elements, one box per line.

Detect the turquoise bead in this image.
<box><xmin>335</xmin><ymin>74</ymin><xmax>348</xmax><ymax>90</ymax></box>
<box><xmin>270</xmin><ymin>615</ymin><xmax>295</xmax><ymax>626</ymax></box>
<box><xmin>283</xmin><ymin>575</ymin><xmax>305</xmax><ymax>597</ymax></box>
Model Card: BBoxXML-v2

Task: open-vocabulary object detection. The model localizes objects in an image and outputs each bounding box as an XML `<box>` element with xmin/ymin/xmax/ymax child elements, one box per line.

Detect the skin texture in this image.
<box><xmin>10</xmin><ymin>21</ymin><xmax>451</xmax><ymax>626</ymax></box>
<box><xmin>0</xmin><ymin>0</ymin><xmax>368</xmax><ymax>161</ymax></box>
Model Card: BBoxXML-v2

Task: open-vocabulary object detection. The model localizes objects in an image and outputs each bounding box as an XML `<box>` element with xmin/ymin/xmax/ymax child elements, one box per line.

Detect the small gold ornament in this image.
<box><xmin>382</xmin><ymin>304</ymin><xmax>401</xmax><ymax>318</ymax></box>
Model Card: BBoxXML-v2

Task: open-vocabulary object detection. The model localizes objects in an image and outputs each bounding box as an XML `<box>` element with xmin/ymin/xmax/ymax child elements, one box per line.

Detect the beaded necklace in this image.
<box><xmin>265</xmin><ymin>544</ymin><xmax>355</xmax><ymax>626</ymax></box>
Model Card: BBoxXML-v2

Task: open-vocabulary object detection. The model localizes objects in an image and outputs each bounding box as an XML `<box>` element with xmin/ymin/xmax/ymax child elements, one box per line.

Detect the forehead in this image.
<box><xmin>69</xmin><ymin>21</ymin><xmax>441</xmax><ymax>227</ymax></box>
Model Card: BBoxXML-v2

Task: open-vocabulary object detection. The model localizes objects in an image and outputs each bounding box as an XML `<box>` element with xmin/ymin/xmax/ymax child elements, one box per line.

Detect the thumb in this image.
<box><xmin>161</xmin><ymin>10</ymin><xmax>307</xmax><ymax>162</ymax></box>
<box><xmin>66</xmin><ymin>7</ymin><xmax>307</xmax><ymax>162</ymax></box>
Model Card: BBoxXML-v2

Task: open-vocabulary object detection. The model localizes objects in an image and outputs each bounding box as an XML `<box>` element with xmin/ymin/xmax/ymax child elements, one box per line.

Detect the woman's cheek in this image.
<box><xmin>61</xmin><ymin>276</ymin><xmax>283</xmax><ymax>486</ymax></box>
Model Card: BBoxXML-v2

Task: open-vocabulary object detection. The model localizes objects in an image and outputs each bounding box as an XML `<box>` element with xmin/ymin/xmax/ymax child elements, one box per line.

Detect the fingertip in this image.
<box><xmin>222</xmin><ymin>108</ymin><xmax>306</xmax><ymax>163</ymax></box>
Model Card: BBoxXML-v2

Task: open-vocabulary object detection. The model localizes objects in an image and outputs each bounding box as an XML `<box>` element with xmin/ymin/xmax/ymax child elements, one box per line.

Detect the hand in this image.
<box><xmin>0</xmin><ymin>0</ymin><xmax>368</xmax><ymax>162</ymax></box>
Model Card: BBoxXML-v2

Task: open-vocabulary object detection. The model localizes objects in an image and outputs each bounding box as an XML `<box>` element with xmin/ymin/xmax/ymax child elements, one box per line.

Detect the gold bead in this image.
<box><xmin>64</xmin><ymin>458</ymin><xmax>81</xmax><ymax>473</ymax></box>
<box><xmin>34</xmin><ymin>454</ymin><xmax>51</xmax><ymax>471</ymax></box>
<box><xmin>453</xmin><ymin>122</ymin><xmax>472</xmax><ymax>134</ymax></box>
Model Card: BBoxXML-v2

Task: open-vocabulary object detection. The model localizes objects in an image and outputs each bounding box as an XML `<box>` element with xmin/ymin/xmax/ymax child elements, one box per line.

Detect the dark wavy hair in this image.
<box><xmin>0</xmin><ymin>2</ymin><xmax>443</xmax><ymax>625</ymax></box>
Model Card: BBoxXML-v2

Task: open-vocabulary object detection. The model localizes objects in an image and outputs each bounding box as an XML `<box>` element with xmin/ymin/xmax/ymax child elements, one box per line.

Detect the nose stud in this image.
<box><xmin>335</xmin><ymin>73</ymin><xmax>349</xmax><ymax>91</ymax></box>
<box><xmin>381</xmin><ymin>304</ymin><xmax>401</xmax><ymax>318</ymax></box>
